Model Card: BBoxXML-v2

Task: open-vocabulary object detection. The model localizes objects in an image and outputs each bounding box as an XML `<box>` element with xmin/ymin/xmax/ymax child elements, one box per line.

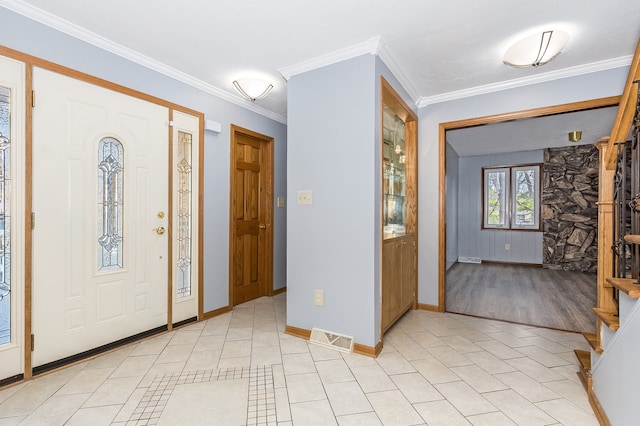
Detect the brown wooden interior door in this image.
<box><xmin>231</xmin><ymin>128</ymin><xmax>271</xmax><ymax>305</ymax></box>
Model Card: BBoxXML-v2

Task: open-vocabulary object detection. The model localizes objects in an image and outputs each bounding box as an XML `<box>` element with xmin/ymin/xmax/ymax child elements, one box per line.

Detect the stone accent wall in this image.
<box><xmin>542</xmin><ymin>144</ymin><xmax>599</xmax><ymax>272</ymax></box>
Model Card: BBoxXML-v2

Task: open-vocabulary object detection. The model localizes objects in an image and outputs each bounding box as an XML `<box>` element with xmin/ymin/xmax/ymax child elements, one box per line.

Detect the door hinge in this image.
<box><xmin>31</xmin><ymin>334</ymin><xmax>34</xmax><ymax>351</ymax></box>
<box><xmin>31</xmin><ymin>90</ymin><xmax>35</xmax><ymax>107</ymax></box>
<box><xmin>31</xmin><ymin>212</ymin><xmax>35</xmax><ymax>230</ymax></box>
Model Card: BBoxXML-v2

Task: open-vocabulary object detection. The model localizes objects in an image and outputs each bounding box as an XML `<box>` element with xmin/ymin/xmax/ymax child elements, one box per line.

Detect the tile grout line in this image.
<box><xmin>126</xmin><ymin>365</ymin><xmax>277</xmax><ymax>425</ymax></box>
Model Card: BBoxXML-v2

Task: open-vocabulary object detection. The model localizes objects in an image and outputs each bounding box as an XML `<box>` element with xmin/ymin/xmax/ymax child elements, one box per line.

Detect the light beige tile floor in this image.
<box><xmin>0</xmin><ymin>293</ymin><xmax>598</xmax><ymax>425</ymax></box>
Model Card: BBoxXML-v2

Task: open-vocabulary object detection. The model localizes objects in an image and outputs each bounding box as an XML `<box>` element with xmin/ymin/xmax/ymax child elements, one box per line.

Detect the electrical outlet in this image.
<box><xmin>314</xmin><ymin>290</ymin><xmax>324</xmax><ymax>306</ymax></box>
<box><xmin>505</xmin><ymin>243</ymin><xmax>511</xmax><ymax>250</ymax></box>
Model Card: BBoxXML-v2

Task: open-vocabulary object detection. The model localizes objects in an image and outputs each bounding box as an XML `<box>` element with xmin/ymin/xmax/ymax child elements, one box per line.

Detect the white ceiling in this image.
<box><xmin>3</xmin><ymin>0</ymin><xmax>640</xmax><ymax>153</ymax></box>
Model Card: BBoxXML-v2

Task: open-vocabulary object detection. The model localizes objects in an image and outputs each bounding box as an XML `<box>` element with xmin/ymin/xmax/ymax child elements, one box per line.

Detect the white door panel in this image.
<box><xmin>32</xmin><ymin>68</ymin><xmax>169</xmax><ymax>367</ymax></box>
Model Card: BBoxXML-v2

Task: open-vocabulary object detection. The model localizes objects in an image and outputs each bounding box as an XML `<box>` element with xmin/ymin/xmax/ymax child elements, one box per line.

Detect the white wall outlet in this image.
<box><xmin>314</xmin><ymin>289</ymin><xmax>324</xmax><ymax>306</ymax></box>
<box><xmin>297</xmin><ymin>190</ymin><xmax>312</xmax><ymax>205</ymax></box>
<box><xmin>505</xmin><ymin>243</ymin><xmax>511</xmax><ymax>250</ymax></box>
<box><xmin>277</xmin><ymin>197</ymin><xmax>285</xmax><ymax>208</ymax></box>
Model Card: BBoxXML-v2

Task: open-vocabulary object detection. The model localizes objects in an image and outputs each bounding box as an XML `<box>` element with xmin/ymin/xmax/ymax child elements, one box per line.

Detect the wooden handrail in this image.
<box><xmin>605</xmin><ymin>37</ymin><xmax>640</xmax><ymax>170</ymax></box>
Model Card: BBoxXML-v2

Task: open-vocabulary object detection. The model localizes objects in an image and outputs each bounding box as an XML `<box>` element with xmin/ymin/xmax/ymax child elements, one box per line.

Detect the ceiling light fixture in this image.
<box><xmin>232</xmin><ymin>78</ymin><xmax>273</xmax><ymax>101</ymax></box>
<box><xmin>504</xmin><ymin>30</ymin><xmax>569</xmax><ymax>68</ymax></box>
<box><xmin>568</xmin><ymin>130</ymin><xmax>582</xmax><ymax>142</ymax></box>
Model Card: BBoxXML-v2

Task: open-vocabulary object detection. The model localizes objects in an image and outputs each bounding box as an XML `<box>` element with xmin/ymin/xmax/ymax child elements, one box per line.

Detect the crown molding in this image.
<box><xmin>278</xmin><ymin>36</ymin><xmax>381</xmax><ymax>80</ymax></box>
<box><xmin>417</xmin><ymin>55</ymin><xmax>633</xmax><ymax>108</ymax></box>
<box><xmin>377</xmin><ymin>42</ymin><xmax>420</xmax><ymax>106</ymax></box>
<box><xmin>0</xmin><ymin>0</ymin><xmax>287</xmax><ymax>124</ymax></box>
<box><xmin>277</xmin><ymin>35</ymin><xmax>420</xmax><ymax>107</ymax></box>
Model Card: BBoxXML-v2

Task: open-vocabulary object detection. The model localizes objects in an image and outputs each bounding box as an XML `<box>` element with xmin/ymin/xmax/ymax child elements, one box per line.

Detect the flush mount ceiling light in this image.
<box><xmin>232</xmin><ymin>78</ymin><xmax>273</xmax><ymax>101</ymax></box>
<box><xmin>504</xmin><ymin>30</ymin><xmax>569</xmax><ymax>68</ymax></box>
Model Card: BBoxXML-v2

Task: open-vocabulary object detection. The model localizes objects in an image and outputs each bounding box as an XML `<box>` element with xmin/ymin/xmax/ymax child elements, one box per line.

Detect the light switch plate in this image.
<box><xmin>314</xmin><ymin>290</ymin><xmax>324</xmax><ymax>306</ymax></box>
<box><xmin>297</xmin><ymin>190</ymin><xmax>312</xmax><ymax>205</ymax></box>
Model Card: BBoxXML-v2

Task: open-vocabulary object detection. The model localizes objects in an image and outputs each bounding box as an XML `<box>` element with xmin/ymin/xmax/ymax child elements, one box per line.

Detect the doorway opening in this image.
<box><xmin>439</xmin><ymin>97</ymin><xmax>620</xmax><ymax>331</ymax></box>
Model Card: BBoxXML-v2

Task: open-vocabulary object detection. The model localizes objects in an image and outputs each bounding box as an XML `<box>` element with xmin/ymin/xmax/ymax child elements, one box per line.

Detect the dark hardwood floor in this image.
<box><xmin>445</xmin><ymin>262</ymin><xmax>597</xmax><ymax>333</ymax></box>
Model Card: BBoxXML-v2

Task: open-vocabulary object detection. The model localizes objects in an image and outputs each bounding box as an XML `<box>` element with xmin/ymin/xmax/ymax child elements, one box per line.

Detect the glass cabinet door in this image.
<box><xmin>383</xmin><ymin>104</ymin><xmax>406</xmax><ymax>239</ymax></box>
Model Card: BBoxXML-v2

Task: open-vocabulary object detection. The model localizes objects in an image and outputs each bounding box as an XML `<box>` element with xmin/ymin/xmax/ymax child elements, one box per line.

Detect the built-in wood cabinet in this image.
<box><xmin>382</xmin><ymin>234</ymin><xmax>416</xmax><ymax>332</ymax></box>
<box><xmin>380</xmin><ymin>77</ymin><xmax>418</xmax><ymax>335</ymax></box>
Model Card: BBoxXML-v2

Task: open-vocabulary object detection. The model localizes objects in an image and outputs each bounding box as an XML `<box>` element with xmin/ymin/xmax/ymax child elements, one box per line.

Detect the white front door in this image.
<box><xmin>32</xmin><ymin>68</ymin><xmax>169</xmax><ymax>368</ymax></box>
<box><xmin>171</xmin><ymin>111</ymin><xmax>199</xmax><ymax>324</ymax></box>
<box><xmin>0</xmin><ymin>56</ymin><xmax>25</xmax><ymax>381</ymax></box>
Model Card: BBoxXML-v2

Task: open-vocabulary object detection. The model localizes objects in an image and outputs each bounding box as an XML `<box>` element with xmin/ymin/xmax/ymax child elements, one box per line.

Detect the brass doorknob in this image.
<box><xmin>153</xmin><ymin>226</ymin><xmax>166</xmax><ymax>235</ymax></box>
<box><xmin>259</xmin><ymin>224</ymin><xmax>267</xmax><ymax>229</ymax></box>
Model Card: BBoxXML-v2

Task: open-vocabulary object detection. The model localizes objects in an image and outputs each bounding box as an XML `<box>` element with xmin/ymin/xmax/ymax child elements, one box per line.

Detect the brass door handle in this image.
<box><xmin>259</xmin><ymin>224</ymin><xmax>267</xmax><ymax>229</ymax></box>
<box><xmin>153</xmin><ymin>226</ymin><xmax>166</xmax><ymax>235</ymax></box>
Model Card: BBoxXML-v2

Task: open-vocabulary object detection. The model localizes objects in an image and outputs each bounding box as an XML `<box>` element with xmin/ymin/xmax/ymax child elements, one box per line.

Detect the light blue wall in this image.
<box><xmin>286</xmin><ymin>54</ymin><xmax>415</xmax><ymax>348</ymax></box>
<box><xmin>419</xmin><ymin>67</ymin><xmax>629</xmax><ymax>305</ymax></box>
<box><xmin>0</xmin><ymin>7</ymin><xmax>287</xmax><ymax>312</ymax></box>
<box><xmin>445</xmin><ymin>144</ymin><xmax>459</xmax><ymax>269</ymax></box>
<box><xmin>592</xmin><ymin>294</ymin><xmax>640</xmax><ymax>426</ymax></box>
<box><xmin>287</xmin><ymin>54</ymin><xmax>378</xmax><ymax>346</ymax></box>
<box><xmin>457</xmin><ymin>150</ymin><xmax>544</xmax><ymax>264</ymax></box>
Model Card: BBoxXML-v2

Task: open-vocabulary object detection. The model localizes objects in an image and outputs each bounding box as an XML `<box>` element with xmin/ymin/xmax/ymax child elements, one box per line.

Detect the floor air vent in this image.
<box><xmin>309</xmin><ymin>328</ymin><xmax>354</xmax><ymax>353</ymax></box>
<box><xmin>458</xmin><ymin>257</ymin><xmax>481</xmax><ymax>264</ymax></box>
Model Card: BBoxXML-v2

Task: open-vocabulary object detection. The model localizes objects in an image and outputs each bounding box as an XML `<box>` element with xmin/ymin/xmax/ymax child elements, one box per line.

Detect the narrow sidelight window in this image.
<box><xmin>176</xmin><ymin>131</ymin><xmax>192</xmax><ymax>298</ymax></box>
<box><xmin>0</xmin><ymin>87</ymin><xmax>11</xmax><ymax>344</ymax></box>
<box><xmin>98</xmin><ymin>137</ymin><xmax>124</xmax><ymax>270</ymax></box>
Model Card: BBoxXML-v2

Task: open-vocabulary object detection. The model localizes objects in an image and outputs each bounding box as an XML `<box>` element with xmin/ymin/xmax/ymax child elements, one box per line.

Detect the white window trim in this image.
<box><xmin>483</xmin><ymin>167</ymin><xmax>509</xmax><ymax>229</ymax></box>
<box><xmin>511</xmin><ymin>165</ymin><xmax>540</xmax><ymax>230</ymax></box>
<box><xmin>483</xmin><ymin>164</ymin><xmax>541</xmax><ymax>231</ymax></box>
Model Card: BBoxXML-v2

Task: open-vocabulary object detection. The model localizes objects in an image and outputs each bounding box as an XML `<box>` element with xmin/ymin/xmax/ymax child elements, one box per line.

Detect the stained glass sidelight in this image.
<box><xmin>176</xmin><ymin>131</ymin><xmax>192</xmax><ymax>298</ymax></box>
<box><xmin>98</xmin><ymin>137</ymin><xmax>124</xmax><ymax>271</ymax></box>
<box><xmin>0</xmin><ymin>87</ymin><xmax>11</xmax><ymax>344</ymax></box>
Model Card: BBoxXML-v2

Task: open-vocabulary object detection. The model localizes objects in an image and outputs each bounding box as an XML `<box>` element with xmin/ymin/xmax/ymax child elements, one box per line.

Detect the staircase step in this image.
<box><xmin>575</xmin><ymin>349</ymin><xmax>591</xmax><ymax>371</ymax></box>
<box><xmin>582</xmin><ymin>332</ymin><xmax>603</xmax><ymax>354</ymax></box>
<box><xmin>593</xmin><ymin>308</ymin><xmax>620</xmax><ymax>330</ymax></box>
<box><xmin>605</xmin><ymin>277</ymin><xmax>640</xmax><ymax>298</ymax></box>
<box><xmin>624</xmin><ymin>234</ymin><xmax>640</xmax><ymax>244</ymax></box>
<box><xmin>574</xmin><ymin>349</ymin><xmax>592</xmax><ymax>392</ymax></box>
